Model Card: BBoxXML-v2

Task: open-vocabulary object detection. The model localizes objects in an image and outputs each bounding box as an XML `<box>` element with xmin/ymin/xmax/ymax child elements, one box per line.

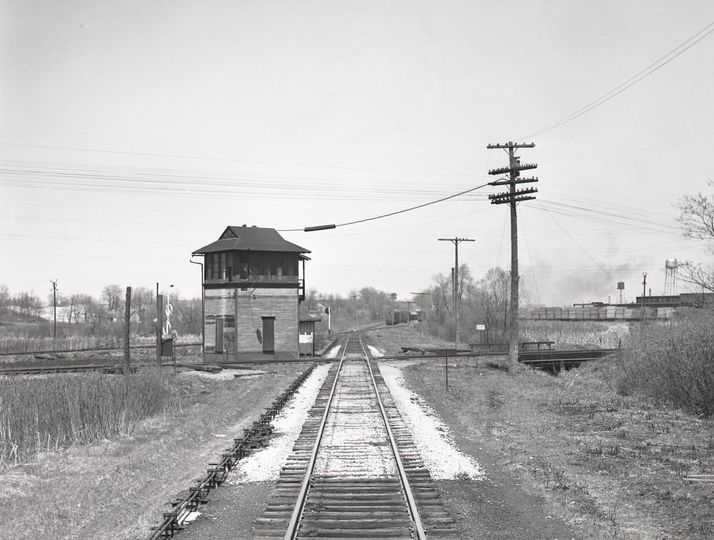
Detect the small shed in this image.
<box><xmin>298</xmin><ymin>313</ymin><xmax>322</xmax><ymax>356</ymax></box>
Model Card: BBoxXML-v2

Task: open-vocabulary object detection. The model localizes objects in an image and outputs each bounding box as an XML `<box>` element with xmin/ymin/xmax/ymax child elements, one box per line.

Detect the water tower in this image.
<box><xmin>664</xmin><ymin>259</ymin><xmax>678</xmax><ymax>296</ymax></box>
<box><xmin>617</xmin><ymin>281</ymin><xmax>625</xmax><ymax>304</ymax></box>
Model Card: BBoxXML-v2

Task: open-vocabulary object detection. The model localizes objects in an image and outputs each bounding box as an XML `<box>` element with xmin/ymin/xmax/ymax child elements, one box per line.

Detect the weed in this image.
<box><xmin>617</xmin><ymin>309</ymin><xmax>714</xmax><ymax>416</ymax></box>
<box><xmin>486</xmin><ymin>387</ymin><xmax>505</xmax><ymax>410</ymax></box>
<box><xmin>0</xmin><ymin>369</ymin><xmax>184</xmax><ymax>464</ymax></box>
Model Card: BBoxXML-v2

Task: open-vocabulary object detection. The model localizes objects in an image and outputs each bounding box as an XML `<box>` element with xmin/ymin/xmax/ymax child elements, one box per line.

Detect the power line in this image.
<box><xmin>537</xmin><ymin>199</ymin><xmax>680</xmax><ymax>230</ymax></box>
<box><xmin>541</xmin><ymin>208</ymin><xmax>613</xmax><ymax>280</ymax></box>
<box><xmin>520</xmin><ymin>21</ymin><xmax>714</xmax><ymax>140</ymax></box>
<box><xmin>529</xmin><ymin>202</ymin><xmax>682</xmax><ymax>234</ymax></box>
<box><xmin>280</xmin><ymin>183</ymin><xmax>491</xmax><ymax>232</ymax></box>
<box><xmin>0</xmin><ymin>141</ymin><xmax>478</xmax><ymax>179</ymax></box>
<box><xmin>519</xmin><ymin>211</ymin><xmax>541</xmax><ymax>305</ymax></box>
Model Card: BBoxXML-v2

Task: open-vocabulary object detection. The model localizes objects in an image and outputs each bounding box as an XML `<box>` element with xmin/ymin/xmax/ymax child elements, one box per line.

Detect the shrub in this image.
<box><xmin>617</xmin><ymin>309</ymin><xmax>714</xmax><ymax>416</ymax></box>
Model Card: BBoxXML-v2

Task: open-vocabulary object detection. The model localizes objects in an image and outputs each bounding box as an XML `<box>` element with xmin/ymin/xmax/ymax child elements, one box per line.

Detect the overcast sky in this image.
<box><xmin>1</xmin><ymin>1</ymin><xmax>713</xmax><ymax>306</ymax></box>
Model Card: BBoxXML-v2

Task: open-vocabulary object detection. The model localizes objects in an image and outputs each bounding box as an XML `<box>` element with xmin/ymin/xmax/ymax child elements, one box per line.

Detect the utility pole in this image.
<box><xmin>190</xmin><ymin>259</ymin><xmax>205</xmax><ymax>362</ymax></box>
<box><xmin>487</xmin><ymin>141</ymin><xmax>539</xmax><ymax>373</ymax></box>
<box><xmin>438</xmin><ymin>237</ymin><xmax>475</xmax><ymax>349</ymax></box>
<box><xmin>641</xmin><ymin>273</ymin><xmax>647</xmax><ymax>324</ymax></box>
<box><xmin>156</xmin><ymin>281</ymin><xmax>163</xmax><ymax>366</ymax></box>
<box><xmin>50</xmin><ymin>279</ymin><xmax>58</xmax><ymax>343</ymax></box>
<box><xmin>351</xmin><ymin>293</ymin><xmax>358</xmax><ymax>330</ymax></box>
<box><xmin>124</xmin><ymin>286</ymin><xmax>131</xmax><ymax>376</ymax></box>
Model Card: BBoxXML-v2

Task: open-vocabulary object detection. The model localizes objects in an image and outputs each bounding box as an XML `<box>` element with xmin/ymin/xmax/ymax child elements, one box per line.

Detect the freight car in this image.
<box><xmin>385</xmin><ymin>309</ymin><xmax>410</xmax><ymax>325</ymax></box>
<box><xmin>518</xmin><ymin>305</ymin><xmax>673</xmax><ymax>321</ymax></box>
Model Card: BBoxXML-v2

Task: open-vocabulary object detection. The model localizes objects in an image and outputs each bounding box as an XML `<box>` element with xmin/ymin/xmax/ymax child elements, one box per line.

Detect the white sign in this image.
<box><xmin>476</xmin><ymin>324</ymin><xmax>486</xmax><ymax>331</ymax></box>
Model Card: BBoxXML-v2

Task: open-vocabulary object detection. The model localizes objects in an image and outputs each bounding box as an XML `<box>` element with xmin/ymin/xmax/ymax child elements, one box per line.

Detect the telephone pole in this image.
<box><xmin>487</xmin><ymin>141</ymin><xmax>539</xmax><ymax>373</ymax></box>
<box><xmin>438</xmin><ymin>237</ymin><xmax>475</xmax><ymax>349</ymax></box>
<box><xmin>50</xmin><ymin>279</ymin><xmax>58</xmax><ymax>342</ymax></box>
<box><xmin>641</xmin><ymin>273</ymin><xmax>647</xmax><ymax>324</ymax></box>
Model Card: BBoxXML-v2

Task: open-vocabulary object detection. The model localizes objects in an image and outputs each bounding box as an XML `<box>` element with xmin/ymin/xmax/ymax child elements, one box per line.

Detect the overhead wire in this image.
<box><xmin>0</xmin><ymin>141</ymin><xmax>478</xmax><ymax>179</ymax></box>
<box><xmin>529</xmin><ymin>201</ymin><xmax>682</xmax><ymax>235</ymax></box>
<box><xmin>519</xmin><ymin>209</ymin><xmax>541</xmax><ymax>304</ymax></box>
<box><xmin>536</xmin><ymin>199</ymin><xmax>680</xmax><ymax>230</ymax></box>
<box><xmin>541</xmin><ymin>208</ymin><xmax>614</xmax><ymax>280</ymax></box>
<box><xmin>279</xmin><ymin>183</ymin><xmax>492</xmax><ymax>231</ymax></box>
<box><xmin>1</xmin><ymin>21</ymin><xmax>710</xmax><ymax>240</ymax></box>
<box><xmin>520</xmin><ymin>21</ymin><xmax>714</xmax><ymax>140</ymax></box>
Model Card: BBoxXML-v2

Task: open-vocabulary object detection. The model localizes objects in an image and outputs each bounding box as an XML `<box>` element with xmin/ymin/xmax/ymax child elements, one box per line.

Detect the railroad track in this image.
<box><xmin>0</xmin><ymin>361</ymin><xmax>185</xmax><ymax>376</ymax></box>
<box><xmin>254</xmin><ymin>334</ymin><xmax>457</xmax><ymax>539</ymax></box>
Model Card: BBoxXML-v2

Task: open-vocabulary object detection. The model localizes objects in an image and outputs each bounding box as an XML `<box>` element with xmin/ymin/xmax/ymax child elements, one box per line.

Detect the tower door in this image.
<box><xmin>215</xmin><ymin>317</ymin><xmax>224</xmax><ymax>353</ymax></box>
<box><xmin>262</xmin><ymin>316</ymin><xmax>275</xmax><ymax>354</ymax></box>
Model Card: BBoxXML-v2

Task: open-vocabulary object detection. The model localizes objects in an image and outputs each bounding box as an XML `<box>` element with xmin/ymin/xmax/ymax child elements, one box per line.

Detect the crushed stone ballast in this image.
<box><xmin>253</xmin><ymin>334</ymin><xmax>458</xmax><ymax>540</ymax></box>
<box><xmin>147</xmin><ymin>364</ymin><xmax>317</xmax><ymax>539</ymax></box>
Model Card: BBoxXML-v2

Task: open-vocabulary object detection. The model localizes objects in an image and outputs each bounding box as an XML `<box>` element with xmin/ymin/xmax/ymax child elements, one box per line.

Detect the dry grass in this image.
<box><xmin>399</xmin><ymin>358</ymin><xmax>714</xmax><ymax>539</ymax></box>
<box><xmin>0</xmin><ymin>369</ymin><xmax>184</xmax><ymax>464</ymax></box>
<box><xmin>0</xmin><ymin>363</ymin><xmax>309</xmax><ymax>539</ymax></box>
<box><xmin>369</xmin><ymin>325</ymin><xmax>714</xmax><ymax>539</ymax></box>
<box><xmin>520</xmin><ymin>319</ymin><xmax>631</xmax><ymax>348</ymax></box>
<box><xmin>0</xmin><ymin>331</ymin><xmax>201</xmax><ymax>354</ymax></box>
<box><xmin>0</xmin><ymin>334</ymin><xmax>121</xmax><ymax>354</ymax></box>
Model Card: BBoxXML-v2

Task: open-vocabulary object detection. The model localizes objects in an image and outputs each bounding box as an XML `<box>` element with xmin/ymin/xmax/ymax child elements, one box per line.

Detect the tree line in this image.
<box><xmin>0</xmin><ymin>284</ymin><xmax>201</xmax><ymax>338</ymax></box>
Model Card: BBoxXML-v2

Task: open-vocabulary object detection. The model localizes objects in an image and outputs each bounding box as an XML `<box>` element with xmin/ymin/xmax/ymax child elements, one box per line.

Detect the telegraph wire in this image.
<box><xmin>279</xmin><ymin>183</ymin><xmax>491</xmax><ymax>232</ymax></box>
<box><xmin>541</xmin><ymin>209</ymin><xmax>613</xmax><ymax>280</ymax></box>
<box><xmin>0</xmin><ymin>141</ymin><xmax>478</xmax><ymax>179</ymax></box>
<box><xmin>544</xmin><ymin>192</ymin><xmax>677</xmax><ymax>223</ymax></box>
<box><xmin>520</xmin><ymin>21</ymin><xmax>714</xmax><ymax>140</ymax></box>
<box><xmin>529</xmin><ymin>201</ymin><xmax>682</xmax><ymax>234</ymax></box>
<box><xmin>0</xmin><ymin>161</ymin><xmax>489</xmax><ymax>202</ymax></box>
<box><xmin>537</xmin><ymin>199</ymin><xmax>680</xmax><ymax>230</ymax></box>
<box><xmin>494</xmin><ymin>212</ymin><xmax>508</xmax><ymax>267</ymax></box>
<box><xmin>530</xmin><ymin>205</ymin><xmax>680</xmax><ymax>235</ymax></box>
<box><xmin>519</xmin><ymin>210</ymin><xmax>541</xmax><ymax>305</ymax></box>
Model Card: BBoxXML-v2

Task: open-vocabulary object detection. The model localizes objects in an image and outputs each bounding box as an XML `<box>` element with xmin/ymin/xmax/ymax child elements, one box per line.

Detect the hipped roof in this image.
<box><xmin>192</xmin><ymin>226</ymin><xmax>310</xmax><ymax>258</ymax></box>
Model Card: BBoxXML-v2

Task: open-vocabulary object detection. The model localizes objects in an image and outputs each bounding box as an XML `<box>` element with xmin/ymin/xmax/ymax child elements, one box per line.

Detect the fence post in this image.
<box><xmin>124</xmin><ymin>286</ymin><xmax>131</xmax><ymax>376</ymax></box>
<box><xmin>445</xmin><ymin>351</ymin><xmax>449</xmax><ymax>390</ymax></box>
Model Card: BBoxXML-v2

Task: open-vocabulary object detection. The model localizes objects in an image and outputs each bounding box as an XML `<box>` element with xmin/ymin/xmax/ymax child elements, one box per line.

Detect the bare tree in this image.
<box><xmin>0</xmin><ymin>284</ymin><xmax>10</xmax><ymax>309</ymax></box>
<box><xmin>677</xmin><ymin>181</ymin><xmax>714</xmax><ymax>292</ymax></box>
<box><xmin>101</xmin><ymin>284</ymin><xmax>123</xmax><ymax>319</ymax></box>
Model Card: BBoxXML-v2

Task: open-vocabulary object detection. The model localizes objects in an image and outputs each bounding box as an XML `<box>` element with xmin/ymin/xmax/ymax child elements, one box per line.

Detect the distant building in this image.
<box><xmin>192</xmin><ymin>225</ymin><xmax>310</xmax><ymax>362</ymax></box>
<box><xmin>635</xmin><ymin>292</ymin><xmax>714</xmax><ymax>308</ymax></box>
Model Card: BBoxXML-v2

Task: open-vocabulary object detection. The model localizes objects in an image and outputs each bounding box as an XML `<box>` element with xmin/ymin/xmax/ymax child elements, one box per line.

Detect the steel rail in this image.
<box><xmin>359</xmin><ymin>335</ymin><xmax>427</xmax><ymax>540</ymax></box>
<box><xmin>0</xmin><ymin>361</ymin><xmax>204</xmax><ymax>377</ymax></box>
<box><xmin>0</xmin><ymin>342</ymin><xmax>201</xmax><ymax>357</ymax></box>
<box><xmin>148</xmin><ymin>363</ymin><xmax>316</xmax><ymax>539</ymax></box>
<box><xmin>283</xmin><ymin>336</ymin><xmax>350</xmax><ymax>540</ymax></box>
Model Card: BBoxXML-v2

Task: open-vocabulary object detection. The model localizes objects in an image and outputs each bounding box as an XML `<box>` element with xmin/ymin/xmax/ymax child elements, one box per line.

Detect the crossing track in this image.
<box><xmin>253</xmin><ymin>333</ymin><xmax>457</xmax><ymax>539</ymax></box>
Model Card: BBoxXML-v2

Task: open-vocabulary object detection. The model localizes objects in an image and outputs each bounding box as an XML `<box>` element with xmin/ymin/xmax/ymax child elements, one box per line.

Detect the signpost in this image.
<box><xmin>475</xmin><ymin>324</ymin><xmax>486</xmax><ymax>367</ymax></box>
<box><xmin>434</xmin><ymin>349</ymin><xmax>457</xmax><ymax>390</ymax></box>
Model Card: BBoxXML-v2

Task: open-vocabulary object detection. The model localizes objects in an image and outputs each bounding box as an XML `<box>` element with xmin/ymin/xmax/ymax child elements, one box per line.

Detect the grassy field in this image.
<box><xmin>0</xmin><ymin>369</ymin><xmax>185</xmax><ymax>463</ymax></box>
<box><xmin>520</xmin><ymin>319</ymin><xmax>631</xmax><ymax>348</ymax></box>
<box><xmin>367</xmin><ymin>323</ymin><xmax>714</xmax><ymax>539</ymax></box>
<box><xmin>0</xmin><ymin>332</ymin><xmax>202</xmax><ymax>355</ymax></box>
<box><xmin>0</xmin><ymin>362</ymin><xmax>310</xmax><ymax>539</ymax></box>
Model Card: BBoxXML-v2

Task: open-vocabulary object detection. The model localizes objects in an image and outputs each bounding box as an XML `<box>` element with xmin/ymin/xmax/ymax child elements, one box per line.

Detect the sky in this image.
<box><xmin>1</xmin><ymin>0</ymin><xmax>713</xmax><ymax>307</ymax></box>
